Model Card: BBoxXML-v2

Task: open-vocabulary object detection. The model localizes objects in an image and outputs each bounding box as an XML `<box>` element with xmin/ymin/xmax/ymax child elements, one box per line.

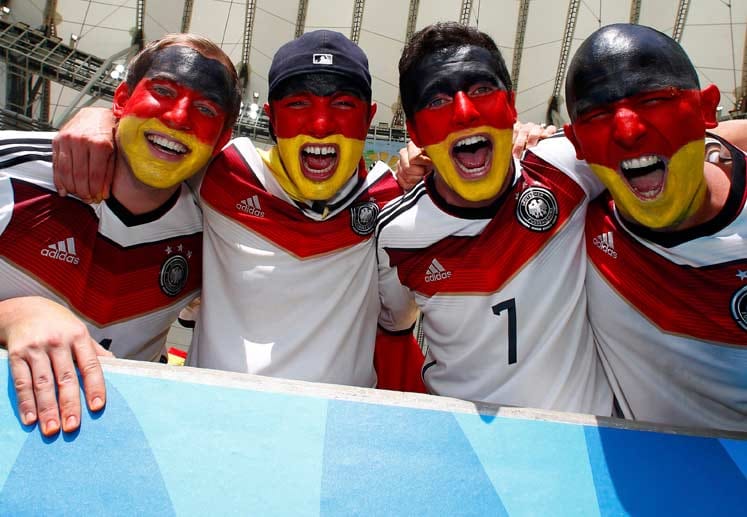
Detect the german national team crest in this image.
<box><xmin>516</xmin><ymin>187</ymin><xmax>558</xmax><ymax>232</ymax></box>
<box><xmin>350</xmin><ymin>201</ymin><xmax>379</xmax><ymax>236</ymax></box>
<box><xmin>160</xmin><ymin>254</ymin><xmax>189</xmax><ymax>297</ymax></box>
<box><xmin>730</xmin><ymin>285</ymin><xmax>747</xmax><ymax>331</ymax></box>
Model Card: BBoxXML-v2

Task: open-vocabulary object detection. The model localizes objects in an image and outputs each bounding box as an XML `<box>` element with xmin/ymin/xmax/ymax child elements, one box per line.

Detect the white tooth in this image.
<box><xmin>148</xmin><ymin>135</ymin><xmax>186</xmax><ymax>153</ymax></box>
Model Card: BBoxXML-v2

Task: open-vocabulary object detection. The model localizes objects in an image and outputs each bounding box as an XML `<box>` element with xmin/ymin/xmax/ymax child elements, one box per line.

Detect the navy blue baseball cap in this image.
<box><xmin>268</xmin><ymin>30</ymin><xmax>371</xmax><ymax>99</ymax></box>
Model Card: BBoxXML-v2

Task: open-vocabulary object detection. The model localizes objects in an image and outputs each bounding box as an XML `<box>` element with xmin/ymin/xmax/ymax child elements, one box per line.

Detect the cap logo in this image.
<box><xmin>313</xmin><ymin>53</ymin><xmax>333</xmax><ymax>65</ymax></box>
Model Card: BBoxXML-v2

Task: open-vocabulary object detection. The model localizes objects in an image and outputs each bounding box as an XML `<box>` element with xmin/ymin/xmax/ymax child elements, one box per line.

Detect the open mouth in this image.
<box><xmin>300</xmin><ymin>144</ymin><xmax>338</xmax><ymax>180</ymax></box>
<box><xmin>620</xmin><ymin>154</ymin><xmax>667</xmax><ymax>200</ymax></box>
<box><xmin>146</xmin><ymin>132</ymin><xmax>190</xmax><ymax>160</ymax></box>
<box><xmin>450</xmin><ymin>134</ymin><xmax>493</xmax><ymax>178</ymax></box>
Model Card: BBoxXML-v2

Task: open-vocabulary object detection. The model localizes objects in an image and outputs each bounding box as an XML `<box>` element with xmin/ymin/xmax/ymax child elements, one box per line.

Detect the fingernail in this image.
<box><xmin>58</xmin><ymin>188</ymin><xmax>67</xmax><ymax>197</ymax></box>
<box><xmin>91</xmin><ymin>397</ymin><xmax>104</xmax><ymax>410</ymax></box>
<box><xmin>65</xmin><ymin>415</ymin><xmax>78</xmax><ymax>430</ymax></box>
<box><xmin>44</xmin><ymin>420</ymin><xmax>59</xmax><ymax>435</ymax></box>
<box><xmin>24</xmin><ymin>411</ymin><xmax>35</xmax><ymax>424</ymax></box>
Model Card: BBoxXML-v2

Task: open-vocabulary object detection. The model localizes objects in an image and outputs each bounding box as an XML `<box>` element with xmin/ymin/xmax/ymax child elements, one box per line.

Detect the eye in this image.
<box><xmin>580</xmin><ymin>109</ymin><xmax>611</xmax><ymax>123</ymax></box>
<box><xmin>426</xmin><ymin>94</ymin><xmax>451</xmax><ymax>109</ymax></box>
<box><xmin>469</xmin><ymin>84</ymin><xmax>497</xmax><ymax>97</ymax></box>
<box><xmin>639</xmin><ymin>96</ymin><xmax>669</xmax><ymax>106</ymax></box>
<box><xmin>332</xmin><ymin>97</ymin><xmax>357</xmax><ymax>109</ymax></box>
<box><xmin>151</xmin><ymin>83</ymin><xmax>176</xmax><ymax>97</ymax></box>
<box><xmin>282</xmin><ymin>97</ymin><xmax>310</xmax><ymax>109</ymax></box>
<box><xmin>195</xmin><ymin>103</ymin><xmax>218</xmax><ymax>118</ymax></box>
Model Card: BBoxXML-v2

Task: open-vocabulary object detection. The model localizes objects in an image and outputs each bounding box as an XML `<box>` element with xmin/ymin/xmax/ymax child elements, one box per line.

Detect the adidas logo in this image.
<box><xmin>41</xmin><ymin>237</ymin><xmax>80</xmax><ymax>265</ymax></box>
<box><xmin>592</xmin><ymin>231</ymin><xmax>618</xmax><ymax>259</ymax></box>
<box><xmin>424</xmin><ymin>258</ymin><xmax>452</xmax><ymax>283</ymax></box>
<box><xmin>236</xmin><ymin>194</ymin><xmax>265</xmax><ymax>217</ymax></box>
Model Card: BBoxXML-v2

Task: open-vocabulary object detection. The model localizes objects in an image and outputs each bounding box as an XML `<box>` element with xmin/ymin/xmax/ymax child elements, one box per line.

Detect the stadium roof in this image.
<box><xmin>6</xmin><ymin>0</ymin><xmax>747</xmax><ymax>136</ymax></box>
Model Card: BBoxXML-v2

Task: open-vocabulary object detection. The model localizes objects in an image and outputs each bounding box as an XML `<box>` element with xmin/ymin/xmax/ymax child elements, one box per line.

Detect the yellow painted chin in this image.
<box><xmin>589</xmin><ymin>139</ymin><xmax>707</xmax><ymax>229</ymax></box>
<box><xmin>265</xmin><ymin>134</ymin><xmax>364</xmax><ymax>201</ymax></box>
<box><xmin>424</xmin><ymin>126</ymin><xmax>513</xmax><ymax>202</ymax></box>
<box><xmin>118</xmin><ymin>117</ymin><xmax>212</xmax><ymax>189</ymax></box>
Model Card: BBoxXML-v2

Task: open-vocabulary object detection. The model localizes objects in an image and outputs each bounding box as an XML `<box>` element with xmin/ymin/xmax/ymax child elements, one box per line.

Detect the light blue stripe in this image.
<box><xmin>112</xmin><ymin>372</ymin><xmax>328</xmax><ymax>516</ymax></box>
<box><xmin>455</xmin><ymin>413</ymin><xmax>601</xmax><ymax>516</ymax></box>
<box><xmin>0</xmin><ymin>359</ymin><xmax>31</xmax><ymax>491</ymax></box>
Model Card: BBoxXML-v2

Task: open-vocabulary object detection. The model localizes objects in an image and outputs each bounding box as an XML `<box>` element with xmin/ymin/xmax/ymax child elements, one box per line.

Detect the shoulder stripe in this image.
<box><xmin>0</xmin><ymin>153</ymin><xmax>52</xmax><ymax>170</ymax></box>
<box><xmin>0</xmin><ymin>137</ymin><xmax>54</xmax><ymax>146</ymax></box>
<box><xmin>376</xmin><ymin>183</ymin><xmax>428</xmax><ymax>236</ymax></box>
<box><xmin>378</xmin><ymin>181</ymin><xmax>425</xmax><ymax>220</ymax></box>
<box><xmin>0</xmin><ymin>145</ymin><xmax>53</xmax><ymax>157</ymax></box>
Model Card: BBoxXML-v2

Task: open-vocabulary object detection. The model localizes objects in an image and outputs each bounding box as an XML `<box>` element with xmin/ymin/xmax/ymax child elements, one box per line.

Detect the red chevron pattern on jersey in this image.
<box><xmin>385</xmin><ymin>153</ymin><xmax>586</xmax><ymax>296</ymax></box>
<box><xmin>0</xmin><ymin>180</ymin><xmax>201</xmax><ymax>325</ymax></box>
<box><xmin>586</xmin><ymin>194</ymin><xmax>747</xmax><ymax>345</ymax></box>
<box><xmin>201</xmin><ymin>144</ymin><xmax>401</xmax><ymax>259</ymax></box>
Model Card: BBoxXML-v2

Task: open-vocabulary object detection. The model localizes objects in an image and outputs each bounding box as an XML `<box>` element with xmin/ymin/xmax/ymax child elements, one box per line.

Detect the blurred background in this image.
<box><xmin>2</xmin><ymin>0</ymin><xmax>746</xmax><ymax>165</ymax></box>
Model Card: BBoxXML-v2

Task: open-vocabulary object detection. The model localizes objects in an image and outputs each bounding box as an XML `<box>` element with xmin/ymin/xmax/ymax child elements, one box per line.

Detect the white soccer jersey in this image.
<box><xmin>188</xmin><ymin>137</ymin><xmax>402</xmax><ymax>387</ymax></box>
<box><xmin>586</xmin><ymin>135</ymin><xmax>747</xmax><ymax>431</ymax></box>
<box><xmin>0</xmin><ymin>131</ymin><xmax>203</xmax><ymax>361</ymax></box>
<box><xmin>377</xmin><ymin>136</ymin><xmax>612</xmax><ymax>415</ymax></box>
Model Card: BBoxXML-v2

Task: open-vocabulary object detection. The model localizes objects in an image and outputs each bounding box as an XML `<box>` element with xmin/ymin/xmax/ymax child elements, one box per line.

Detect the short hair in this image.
<box><xmin>398</xmin><ymin>22</ymin><xmax>511</xmax><ymax>120</ymax></box>
<box><xmin>565</xmin><ymin>23</ymin><xmax>699</xmax><ymax>120</ymax></box>
<box><xmin>125</xmin><ymin>33</ymin><xmax>242</xmax><ymax>131</ymax></box>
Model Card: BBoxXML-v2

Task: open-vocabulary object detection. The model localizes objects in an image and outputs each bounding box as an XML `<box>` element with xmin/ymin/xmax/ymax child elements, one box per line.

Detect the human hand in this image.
<box><xmin>0</xmin><ymin>297</ymin><xmax>113</xmax><ymax>436</ymax></box>
<box><xmin>396</xmin><ymin>141</ymin><xmax>433</xmax><ymax>191</ymax></box>
<box><xmin>53</xmin><ymin>107</ymin><xmax>117</xmax><ymax>203</ymax></box>
<box><xmin>512</xmin><ymin>121</ymin><xmax>557</xmax><ymax>158</ymax></box>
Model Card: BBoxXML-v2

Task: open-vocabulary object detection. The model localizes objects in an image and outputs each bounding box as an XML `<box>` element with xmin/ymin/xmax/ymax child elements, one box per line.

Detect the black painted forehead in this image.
<box><xmin>401</xmin><ymin>45</ymin><xmax>507</xmax><ymax>114</ymax></box>
<box><xmin>565</xmin><ymin>24</ymin><xmax>699</xmax><ymax>119</ymax></box>
<box><xmin>145</xmin><ymin>45</ymin><xmax>234</xmax><ymax>109</ymax></box>
<box><xmin>269</xmin><ymin>73</ymin><xmax>369</xmax><ymax>101</ymax></box>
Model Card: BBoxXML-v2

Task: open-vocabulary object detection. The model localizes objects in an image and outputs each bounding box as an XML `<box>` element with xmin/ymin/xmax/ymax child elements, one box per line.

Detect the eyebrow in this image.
<box><xmin>416</xmin><ymin>72</ymin><xmax>501</xmax><ymax>107</ymax></box>
<box><xmin>146</xmin><ymin>73</ymin><xmax>226</xmax><ymax>106</ymax></box>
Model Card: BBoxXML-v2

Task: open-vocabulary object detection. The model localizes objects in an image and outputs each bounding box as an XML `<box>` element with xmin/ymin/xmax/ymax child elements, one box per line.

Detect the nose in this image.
<box><xmin>452</xmin><ymin>91</ymin><xmax>480</xmax><ymax>127</ymax></box>
<box><xmin>161</xmin><ymin>96</ymin><xmax>191</xmax><ymax>130</ymax></box>
<box><xmin>612</xmin><ymin>107</ymin><xmax>646</xmax><ymax>148</ymax></box>
<box><xmin>307</xmin><ymin>105</ymin><xmax>336</xmax><ymax>138</ymax></box>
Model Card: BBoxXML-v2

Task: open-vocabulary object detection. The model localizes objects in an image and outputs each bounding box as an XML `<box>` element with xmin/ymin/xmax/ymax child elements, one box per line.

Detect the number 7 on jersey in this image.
<box><xmin>492</xmin><ymin>298</ymin><xmax>517</xmax><ymax>364</ymax></box>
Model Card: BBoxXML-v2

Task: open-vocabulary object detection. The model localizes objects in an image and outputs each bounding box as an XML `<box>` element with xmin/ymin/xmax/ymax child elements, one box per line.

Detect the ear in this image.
<box><xmin>699</xmin><ymin>84</ymin><xmax>720</xmax><ymax>129</ymax></box>
<box><xmin>405</xmin><ymin>119</ymin><xmax>422</xmax><ymax>148</ymax></box>
<box><xmin>367</xmin><ymin>102</ymin><xmax>378</xmax><ymax>127</ymax></box>
<box><xmin>112</xmin><ymin>83</ymin><xmax>131</xmax><ymax>118</ymax></box>
<box><xmin>564</xmin><ymin>123</ymin><xmax>585</xmax><ymax>160</ymax></box>
<box><xmin>264</xmin><ymin>102</ymin><xmax>277</xmax><ymax>142</ymax></box>
<box><xmin>212</xmin><ymin>127</ymin><xmax>233</xmax><ymax>156</ymax></box>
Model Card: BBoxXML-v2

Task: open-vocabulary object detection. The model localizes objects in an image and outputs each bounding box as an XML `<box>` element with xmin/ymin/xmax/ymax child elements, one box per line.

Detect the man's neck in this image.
<box><xmin>111</xmin><ymin>154</ymin><xmax>180</xmax><ymax>215</ymax></box>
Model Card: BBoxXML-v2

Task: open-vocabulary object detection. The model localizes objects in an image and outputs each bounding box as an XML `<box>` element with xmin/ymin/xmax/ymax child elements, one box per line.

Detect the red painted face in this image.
<box><xmin>119</xmin><ymin>78</ymin><xmax>227</xmax><ymax>145</ymax></box>
<box><xmin>567</xmin><ymin>85</ymin><xmax>721</xmax><ymax>228</ymax></box>
<box><xmin>270</xmin><ymin>92</ymin><xmax>371</xmax><ymax>140</ymax></box>
<box><xmin>568</xmin><ymin>87</ymin><xmax>705</xmax><ymax>172</ymax></box>
<box><xmin>411</xmin><ymin>89</ymin><xmax>515</xmax><ymax>147</ymax></box>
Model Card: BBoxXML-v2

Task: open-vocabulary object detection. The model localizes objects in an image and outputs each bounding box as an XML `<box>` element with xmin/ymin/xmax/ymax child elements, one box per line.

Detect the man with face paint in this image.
<box><xmin>185</xmin><ymin>30</ymin><xmax>421</xmax><ymax>388</ymax></box>
<box><xmin>377</xmin><ymin>22</ymin><xmax>612</xmax><ymax>414</ymax></box>
<box><xmin>52</xmin><ymin>30</ymin><xmax>426</xmax><ymax>393</ymax></box>
<box><xmin>560</xmin><ymin>24</ymin><xmax>747</xmax><ymax>430</ymax></box>
<box><xmin>0</xmin><ymin>34</ymin><xmax>241</xmax><ymax>436</ymax></box>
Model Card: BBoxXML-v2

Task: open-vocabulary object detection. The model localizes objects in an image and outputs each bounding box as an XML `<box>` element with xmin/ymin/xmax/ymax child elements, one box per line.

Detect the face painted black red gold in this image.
<box><xmin>115</xmin><ymin>45</ymin><xmax>233</xmax><ymax>189</ymax></box>
<box><xmin>265</xmin><ymin>73</ymin><xmax>375</xmax><ymax>201</ymax></box>
<box><xmin>565</xmin><ymin>24</ymin><xmax>719</xmax><ymax>229</ymax></box>
<box><xmin>404</xmin><ymin>45</ymin><xmax>517</xmax><ymax>203</ymax></box>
